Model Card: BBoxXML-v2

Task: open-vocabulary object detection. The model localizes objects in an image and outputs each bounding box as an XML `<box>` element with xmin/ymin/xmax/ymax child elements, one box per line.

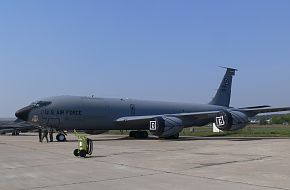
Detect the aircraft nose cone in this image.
<box><xmin>15</xmin><ymin>105</ymin><xmax>33</xmax><ymax>121</ymax></box>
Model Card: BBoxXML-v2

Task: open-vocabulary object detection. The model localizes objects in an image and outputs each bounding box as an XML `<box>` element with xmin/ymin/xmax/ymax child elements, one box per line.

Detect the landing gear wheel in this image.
<box><xmin>140</xmin><ymin>131</ymin><xmax>148</xmax><ymax>138</ymax></box>
<box><xmin>79</xmin><ymin>150</ymin><xmax>86</xmax><ymax>158</ymax></box>
<box><xmin>56</xmin><ymin>133</ymin><xmax>66</xmax><ymax>142</ymax></box>
<box><xmin>73</xmin><ymin>149</ymin><xmax>79</xmax><ymax>157</ymax></box>
<box><xmin>165</xmin><ymin>133</ymin><xmax>180</xmax><ymax>139</ymax></box>
<box><xmin>173</xmin><ymin>133</ymin><xmax>179</xmax><ymax>139</ymax></box>
<box><xmin>129</xmin><ymin>131</ymin><xmax>137</xmax><ymax>138</ymax></box>
<box><xmin>130</xmin><ymin>131</ymin><xmax>149</xmax><ymax>139</ymax></box>
<box><xmin>170</xmin><ymin>133</ymin><xmax>180</xmax><ymax>139</ymax></box>
<box><xmin>135</xmin><ymin>131</ymin><xmax>141</xmax><ymax>138</ymax></box>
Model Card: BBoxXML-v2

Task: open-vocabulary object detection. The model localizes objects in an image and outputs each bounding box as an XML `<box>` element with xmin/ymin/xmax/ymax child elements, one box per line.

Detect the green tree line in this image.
<box><xmin>271</xmin><ymin>114</ymin><xmax>290</xmax><ymax>124</ymax></box>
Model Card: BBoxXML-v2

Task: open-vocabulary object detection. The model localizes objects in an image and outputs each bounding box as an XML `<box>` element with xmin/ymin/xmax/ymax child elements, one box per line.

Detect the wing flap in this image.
<box><xmin>168</xmin><ymin>111</ymin><xmax>220</xmax><ymax>119</ymax></box>
<box><xmin>115</xmin><ymin>115</ymin><xmax>161</xmax><ymax>127</ymax></box>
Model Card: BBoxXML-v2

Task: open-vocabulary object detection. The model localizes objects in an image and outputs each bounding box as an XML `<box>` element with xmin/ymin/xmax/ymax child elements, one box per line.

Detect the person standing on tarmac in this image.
<box><xmin>42</xmin><ymin>128</ymin><xmax>49</xmax><ymax>143</ymax></box>
<box><xmin>49</xmin><ymin>128</ymin><xmax>53</xmax><ymax>142</ymax></box>
<box><xmin>38</xmin><ymin>127</ymin><xmax>42</xmax><ymax>142</ymax></box>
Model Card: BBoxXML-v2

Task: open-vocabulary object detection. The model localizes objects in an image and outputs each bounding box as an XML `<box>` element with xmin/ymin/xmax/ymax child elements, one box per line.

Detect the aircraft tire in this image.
<box><xmin>174</xmin><ymin>133</ymin><xmax>180</xmax><ymax>139</ymax></box>
<box><xmin>73</xmin><ymin>149</ymin><xmax>79</xmax><ymax>157</ymax></box>
<box><xmin>129</xmin><ymin>131</ymin><xmax>149</xmax><ymax>139</ymax></box>
<box><xmin>171</xmin><ymin>133</ymin><xmax>179</xmax><ymax>139</ymax></box>
<box><xmin>79</xmin><ymin>150</ymin><xmax>86</xmax><ymax>158</ymax></box>
<box><xmin>135</xmin><ymin>131</ymin><xmax>141</xmax><ymax>138</ymax></box>
<box><xmin>165</xmin><ymin>133</ymin><xmax>179</xmax><ymax>139</ymax></box>
<box><xmin>129</xmin><ymin>131</ymin><xmax>136</xmax><ymax>138</ymax></box>
<box><xmin>141</xmin><ymin>131</ymin><xmax>148</xmax><ymax>138</ymax></box>
<box><xmin>56</xmin><ymin>133</ymin><xmax>66</xmax><ymax>142</ymax></box>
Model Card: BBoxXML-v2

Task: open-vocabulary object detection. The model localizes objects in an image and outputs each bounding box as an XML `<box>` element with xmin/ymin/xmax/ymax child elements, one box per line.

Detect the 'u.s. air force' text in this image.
<box><xmin>41</xmin><ymin>110</ymin><xmax>82</xmax><ymax>116</ymax></box>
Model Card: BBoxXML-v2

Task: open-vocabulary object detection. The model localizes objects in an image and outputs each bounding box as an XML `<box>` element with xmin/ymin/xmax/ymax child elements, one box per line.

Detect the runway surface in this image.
<box><xmin>1</xmin><ymin>134</ymin><xmax>290</xmax><ymax>190</ymax></box>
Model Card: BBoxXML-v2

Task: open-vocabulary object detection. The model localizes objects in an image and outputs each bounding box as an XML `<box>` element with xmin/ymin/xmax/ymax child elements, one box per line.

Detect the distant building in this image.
<box><xmin>266</xmin><ymin>119</ymin><xmax>272</xmax><ymax>124</ymax></box>
<box><xmin>250</xmin><ymin>119</ymin><xmax>259</xmax><ymax>124</ymax></box>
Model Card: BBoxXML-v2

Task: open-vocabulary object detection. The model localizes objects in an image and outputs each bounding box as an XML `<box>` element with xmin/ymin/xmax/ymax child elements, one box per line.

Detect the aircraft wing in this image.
<box><xmin>115</xmin><ymin>111</ymin><xmax>220</xmax><ymax>126</ymax></box>
<box><xmin>115</xmin><ymin>107</ymin><xmax>290</xmax><ymax>128</ymax></box>
<box><xmin>239</xmin><ymin>107</ymin><xmax>290</xmax><ymax>116</ymax></box>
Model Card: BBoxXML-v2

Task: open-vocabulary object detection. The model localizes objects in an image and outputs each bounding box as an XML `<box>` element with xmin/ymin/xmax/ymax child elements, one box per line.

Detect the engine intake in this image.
<box><xmin>215</xmin><ymin>110</ymin><xmax>248</xmax><ymax>131</ymax></box>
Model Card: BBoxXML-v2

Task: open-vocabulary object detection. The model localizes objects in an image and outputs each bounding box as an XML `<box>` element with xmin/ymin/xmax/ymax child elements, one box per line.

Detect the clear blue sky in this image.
<box><xmin>0</xmin><ymin>0</ymin><xmax>289</xmax><ymax>117</ymax></box>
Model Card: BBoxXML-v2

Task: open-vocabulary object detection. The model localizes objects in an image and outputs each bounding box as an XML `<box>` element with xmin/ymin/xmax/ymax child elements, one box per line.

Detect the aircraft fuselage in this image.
<box><xmin>16</xmin><ymin>96</ymin><xmax>225</xmax><ymax>131</ymax></box>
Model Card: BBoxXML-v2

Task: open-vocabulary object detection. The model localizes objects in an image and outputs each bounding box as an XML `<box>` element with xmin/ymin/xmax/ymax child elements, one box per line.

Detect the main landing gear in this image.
<box><xmin>164</xmin><ymin>133</ymin><xmax>179</xmax><ymax>139</ymax></box>
<box><xmin>129</xmin><ymin>131</ymin><xmax>149</xmax><ymax>139</ymax></box>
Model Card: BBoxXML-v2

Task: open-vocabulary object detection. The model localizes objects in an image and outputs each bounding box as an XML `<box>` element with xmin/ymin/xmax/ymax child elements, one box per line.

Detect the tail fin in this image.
<box><xmin>209</xmin><ymin>67</ymin><xmax>237</xmax><ymax>107</ymax></box>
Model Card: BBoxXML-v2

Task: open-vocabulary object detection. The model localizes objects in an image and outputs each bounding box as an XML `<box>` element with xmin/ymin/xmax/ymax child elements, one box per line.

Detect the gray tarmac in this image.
<box><xmin>1</xmin><ymin>134</ymin><xmax>290</xmax><ymax>190</ymax></box>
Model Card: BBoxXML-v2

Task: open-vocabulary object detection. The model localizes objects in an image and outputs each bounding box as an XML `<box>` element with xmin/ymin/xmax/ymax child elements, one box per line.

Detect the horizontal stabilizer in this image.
<box><xmin>241</xmin><ymin>107</ymin><xmax>290</xmax><ymax>117</ymax></box>
<box><xmin>239</xmin><ymin>105</ymin><xmax>271</xmax><ymax>109</ymax></box>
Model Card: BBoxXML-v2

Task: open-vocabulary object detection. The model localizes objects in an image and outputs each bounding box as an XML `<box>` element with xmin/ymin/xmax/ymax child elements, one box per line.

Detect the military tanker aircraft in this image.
<box><xmin>15</xmin><ymin>68</ymin><xmax>290</xmax><ymax>141</ymax></box>
<box><xmin>0</xmin><ymin>118</ymin><xmax>37</xmax><ymax>135</ymax></box>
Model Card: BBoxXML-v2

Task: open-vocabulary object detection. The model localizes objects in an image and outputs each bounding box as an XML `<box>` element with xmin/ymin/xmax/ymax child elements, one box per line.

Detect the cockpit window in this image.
<box><xmin>31</xmin><ymin>101</ymin><xmax>52</xmax><ymax>108</ymax></box>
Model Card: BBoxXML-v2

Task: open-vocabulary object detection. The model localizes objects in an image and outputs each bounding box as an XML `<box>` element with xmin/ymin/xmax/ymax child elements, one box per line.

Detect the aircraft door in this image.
<box><xmin>47</xmin><ymin>118</ymin><xmax>60</xmax><ymax>130</ymax></box>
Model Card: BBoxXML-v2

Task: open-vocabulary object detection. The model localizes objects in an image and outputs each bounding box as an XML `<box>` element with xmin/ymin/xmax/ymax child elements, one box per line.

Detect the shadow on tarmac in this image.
<box><xmin>65</xmin><ymin>136</ymin><xmax>290</xmax><ymax>142</ymax></box>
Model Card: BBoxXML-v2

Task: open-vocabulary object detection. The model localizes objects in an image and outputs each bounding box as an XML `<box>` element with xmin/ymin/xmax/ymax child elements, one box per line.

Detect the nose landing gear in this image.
<box><xmin>56</xmin><ymin>133</ymin><xmax>66</xmax><ymax>142</ymax></box>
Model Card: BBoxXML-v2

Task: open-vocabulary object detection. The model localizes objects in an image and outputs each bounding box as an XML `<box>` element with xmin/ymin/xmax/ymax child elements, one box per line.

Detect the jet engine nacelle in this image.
<box><xmin>150</xmin><ymin>116</ymin><xmax>183</xmax><ymax>138</ymax></box>
<box><xmin>215</xmin><ymin>110</ymin><xmax>249</xmax><ymax>131</ymax></box>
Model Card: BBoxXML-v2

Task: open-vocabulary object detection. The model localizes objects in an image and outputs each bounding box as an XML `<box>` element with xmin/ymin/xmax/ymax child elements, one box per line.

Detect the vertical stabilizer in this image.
<box><xmin>209</xmin><ymin>67</ymin><xmax>237</xmax><ymax>107</ymax></box>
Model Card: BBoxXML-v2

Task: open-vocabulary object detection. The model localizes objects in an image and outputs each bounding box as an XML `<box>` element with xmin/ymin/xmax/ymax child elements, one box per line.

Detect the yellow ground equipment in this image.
<box><xmin>73</xmin><ymin>130</ymin><xmax>93</xmax><ymax>158</ymax></box>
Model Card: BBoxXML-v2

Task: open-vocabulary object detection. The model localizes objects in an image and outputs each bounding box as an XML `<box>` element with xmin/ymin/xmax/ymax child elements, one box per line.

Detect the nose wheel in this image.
<box><xmin>56</xmin><ymin>133</ymin><xmax>66</xmax><ymax>142</ymax></box>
